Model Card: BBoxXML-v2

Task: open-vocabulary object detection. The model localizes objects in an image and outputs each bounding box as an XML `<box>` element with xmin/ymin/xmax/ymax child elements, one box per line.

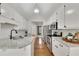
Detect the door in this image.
<box><xmin>37</xmin><ymin>26</ymin><xmax>42</xmax><ymax>35</ymax></box>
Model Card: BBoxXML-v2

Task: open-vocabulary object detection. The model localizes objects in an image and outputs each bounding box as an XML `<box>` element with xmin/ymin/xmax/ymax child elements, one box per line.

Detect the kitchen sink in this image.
<box><xmin>12</xmin><ymin>36</ymin><xmax>24</xmax><ymax>40</ymax></box>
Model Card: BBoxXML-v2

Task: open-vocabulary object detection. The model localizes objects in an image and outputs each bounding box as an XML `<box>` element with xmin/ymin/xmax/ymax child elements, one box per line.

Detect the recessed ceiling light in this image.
<box><xmin>34</xmin><ymin>8</ymin><xmax>39</xmax><ymax>14</ymax></box>
<box><xmin>66</xmin><ymin>9</ymin><xmax>74</xmax><ymax>14</ymax></box>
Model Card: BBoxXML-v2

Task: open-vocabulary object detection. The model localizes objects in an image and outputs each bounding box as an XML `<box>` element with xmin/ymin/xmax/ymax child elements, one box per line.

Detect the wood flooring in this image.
<box><xmin>33</xmin><ymin>37</ymin><xmax>54</xmax><ymax>56</ymax></box>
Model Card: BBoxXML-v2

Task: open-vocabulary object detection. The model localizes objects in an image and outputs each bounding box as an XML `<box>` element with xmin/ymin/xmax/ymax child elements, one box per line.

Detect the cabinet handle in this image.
<box><xmin>55</xmin><ymin>45</ymin><xmax>58</xmax><ymax>48</ymax></box>
<box><xmin>59</xmin><ymin>44</ymin><xmax>63</xmax><ymax>47</ymax></box>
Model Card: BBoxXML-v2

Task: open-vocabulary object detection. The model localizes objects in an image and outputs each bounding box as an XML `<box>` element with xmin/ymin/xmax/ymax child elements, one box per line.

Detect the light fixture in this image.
<box><xmin>34</xmin><ymin>8</ymin><xmax>39</xmax><ymax>14</ymax></box>
<box><xmin>56</xmin><ymin>12</ymin><xmax>58</xmax><ymax>30</ymax></box>
<box><xmin>56</xmin><ymin>12</ymin><xmax>58</xmax><ymax>22</ymax></box>
<box><xmin>64</xmin><ymin>5</ymin><xmax>67</xmax><ymax>28</ymax></box>
<box><xmin>66</xmin><ymin>9</ymin><xmax>74</xmax><ymax>14</ymax></box>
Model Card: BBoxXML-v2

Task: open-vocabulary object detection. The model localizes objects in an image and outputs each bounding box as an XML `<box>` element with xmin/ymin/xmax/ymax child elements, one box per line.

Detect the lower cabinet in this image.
<box><xmin>0</xmin><ymin>44</ymin><xmax>32</xmax><ymax>56</ymax></box>
<box><xmin>52</xmin><ymin>39</ymin><xmax>60</xmax><ymax>56</ymax></box>
<box><xmin>58</xmin><ymin>42</ymin><xmax>69</xmax><ymax>56</ymax></box>
<box><xmin>52</xmin><ymin>38</ymin><xmax>69</xmax><ymax>56</ymax></box>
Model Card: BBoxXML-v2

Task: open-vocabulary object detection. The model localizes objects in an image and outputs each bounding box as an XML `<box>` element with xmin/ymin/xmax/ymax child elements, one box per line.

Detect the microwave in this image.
<box><xmin>49</xmin><ymin>22</ymin><xmax>58</xmax><ymax>30</ymax></box>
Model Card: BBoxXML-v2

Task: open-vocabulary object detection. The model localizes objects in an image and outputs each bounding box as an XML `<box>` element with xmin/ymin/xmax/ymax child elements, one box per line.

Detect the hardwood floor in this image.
<box><xmin>33</xmin><ymin>36</ymin><xmax>54</xmax><ymax>56</ymax></box>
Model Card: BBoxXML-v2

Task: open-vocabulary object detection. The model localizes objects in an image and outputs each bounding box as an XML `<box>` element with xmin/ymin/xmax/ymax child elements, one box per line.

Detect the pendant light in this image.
<box><xmin>34</xmin><ymin>4</ymin><xmax>40</xmax><ymax>14</ymax></box>
<box><xmin>0</xmin><ymin>3</ymin><xmax>1</xmax><ymax>15</ymax></box>
<box><xmin>64</xmin><ymin>5</ymin><xmax>67</xmax><ymax>28</ymax></box>
<box><xmin>34</xmin><ymin>8</ymin><xmax>39</xmax><ymax>14</ymax></box>
<box><xmin>56</xmin><ymin>12</ymin><xmax>58</xmax><ymax>22</ymax></box>
<box><xmin>56</xmin><ymin>12</ymin><xmax>58</xmax><ymax>30</ymax></box>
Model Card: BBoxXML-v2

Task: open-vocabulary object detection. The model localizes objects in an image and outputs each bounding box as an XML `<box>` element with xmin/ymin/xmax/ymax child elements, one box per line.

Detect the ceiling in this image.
<box><xmin>5</xmin><ymin>3</ymin><xmax>62</xmax><ymax>21</ymax></box>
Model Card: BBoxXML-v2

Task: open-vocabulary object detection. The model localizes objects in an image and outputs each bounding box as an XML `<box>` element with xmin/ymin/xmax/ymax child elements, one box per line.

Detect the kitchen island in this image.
<box><xmin>52</xmin><ymin>37</ymin><xmax>79</xmax><ymax>56</ymax></box>
<box><xmin>0</xmin><ymin>37</ymin><xmax>32</xmax><ymax>56</ymax></box>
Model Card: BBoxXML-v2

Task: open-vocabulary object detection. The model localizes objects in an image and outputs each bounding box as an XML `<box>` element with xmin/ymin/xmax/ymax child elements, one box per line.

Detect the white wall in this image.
<box><xmin>64</xmin><ymin>4</ymin><xmax>79</xmax><ymax>28</ymax></box>
<box><xmin>25</xmin><ymin>20</ymin><xmax>37</xmax><ymax>36</ymax></box>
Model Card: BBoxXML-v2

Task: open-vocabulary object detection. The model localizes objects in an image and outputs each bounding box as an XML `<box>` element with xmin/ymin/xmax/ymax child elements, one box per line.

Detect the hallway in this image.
<box><xmin>33</xmin><ymin>37</ymin><xmax>54</xmax><ymax>56</ymax></box>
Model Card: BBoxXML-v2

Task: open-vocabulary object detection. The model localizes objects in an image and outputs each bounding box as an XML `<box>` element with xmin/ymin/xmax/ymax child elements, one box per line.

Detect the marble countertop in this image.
<box><xmin>0</xmin><ymin>37</ymin><xmax>32</xmax><ymax>49</ymax></box>
<box><xmin>52</xmin><ymin>37</ymin><xmax>79</xmax><ymax>47</ymax></box>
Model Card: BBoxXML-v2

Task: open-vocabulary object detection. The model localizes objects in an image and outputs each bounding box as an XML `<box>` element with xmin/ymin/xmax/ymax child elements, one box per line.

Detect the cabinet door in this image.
<box><xmin>58</xmin><ymin>42</ymin><xmax>69</xmax><ymax>56</ymax></box>
<box><xmin>52</xmin><ymin>38</ymin><xmax>69</xmax><ymax>56</ymax></box>
<box><xmin>52</xmin><ymin>39</ymin><xmax>60</xmax><ymax>56</ymax></box>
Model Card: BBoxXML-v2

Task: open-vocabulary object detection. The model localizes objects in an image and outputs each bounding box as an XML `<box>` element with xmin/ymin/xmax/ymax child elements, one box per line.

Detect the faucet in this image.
<box><xmin>10</xmin><ymin>29</ymin><xmax>18</xmax><ymax>39</ymax></box>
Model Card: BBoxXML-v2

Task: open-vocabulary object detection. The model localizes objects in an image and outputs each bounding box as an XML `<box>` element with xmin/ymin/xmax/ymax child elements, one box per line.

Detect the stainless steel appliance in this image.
<box><xmin>49</xmin><ymin>22</ymin><xmax>58</xmax><ymax>30</ymax></box>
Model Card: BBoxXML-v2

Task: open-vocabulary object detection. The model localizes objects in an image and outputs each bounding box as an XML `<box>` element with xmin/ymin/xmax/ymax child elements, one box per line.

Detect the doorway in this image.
<box><xmin>37</xmin><ymin>26</ymin><xmax>42</xmax><ymax>35</ymax></box>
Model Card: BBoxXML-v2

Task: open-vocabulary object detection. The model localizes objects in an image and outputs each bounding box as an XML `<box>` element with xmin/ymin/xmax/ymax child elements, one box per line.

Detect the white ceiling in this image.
<box><xmin>5</xmin><ymin>3</ymin><xmax>62</xmax><ymax>21</ymax></box>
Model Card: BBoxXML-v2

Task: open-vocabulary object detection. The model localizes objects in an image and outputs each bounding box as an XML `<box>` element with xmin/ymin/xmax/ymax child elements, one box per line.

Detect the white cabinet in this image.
<box><xmin>0</xmin><ymin>44</ymin><xmax>32</xmax><ymax>56</ymax></box>
<box><xmin>58</xmin><ymin>41</ymin><xmax>69</xmax><ymax>56</ymax></box>
<box><xmin>52</xmin><ymin>37</ymin><xmax>69</xmax><ymax>56</ymax></box>
<box><xmin>52</xmin><ymin>39</ymin><xmax>60</xmax><ymax>56</ymax></box>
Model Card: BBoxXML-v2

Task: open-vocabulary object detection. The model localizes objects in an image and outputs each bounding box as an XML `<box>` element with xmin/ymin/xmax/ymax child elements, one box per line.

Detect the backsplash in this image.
<box><xmin>52</xmin><ymin>29</ymin><xmax>79</xmax><ymax>37</ymax></box>
<box><xmin>0</xmin><ymin>24</ymin><xmax>28</xmax><ymax>39</ymax></box>
<box><xmin>0</xmin><ymin>24</ymin><xmax>14</xmax><ymax>39</ymax></box>
<box><xmin>61</xmin><ymin>30</ymin><xmax>79</xmax><ymax>37</ymax></box>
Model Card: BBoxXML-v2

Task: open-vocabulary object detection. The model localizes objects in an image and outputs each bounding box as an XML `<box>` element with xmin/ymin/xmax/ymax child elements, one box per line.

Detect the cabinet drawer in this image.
<box><xmin>52</xmin><ymin>39</ymin><xmax>69</xmax><ymax>56</ymax></box>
